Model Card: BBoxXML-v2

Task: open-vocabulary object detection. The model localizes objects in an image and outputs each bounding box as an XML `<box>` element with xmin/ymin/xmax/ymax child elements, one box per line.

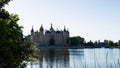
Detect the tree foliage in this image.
<box><xmin>70</xmin><ymin>36</ymin><xmax>85</xmax><ymax>46</ymax></box>
<box><xmin>0</xmin><ymin>0</ymin><xmax>12</xmax><ymax>9</ymax></box>
<box><xmin>118</xmin><ymin>40</ymin><xmax>120</xmax><ymax>47</ymax></box>
<box><xmin>108</xmin><ymin>40</ymin><xmax>114</xmax><ymax>47</ymax></box>
<box><xmin>0</xmin><ymin>1</ymin><xmax>39</xmax><ymax>68</ymax></box>
<box><xmin>86</xmin><ymin>40</ymin><xmax>94</xmax><ymax>47</ymax></box>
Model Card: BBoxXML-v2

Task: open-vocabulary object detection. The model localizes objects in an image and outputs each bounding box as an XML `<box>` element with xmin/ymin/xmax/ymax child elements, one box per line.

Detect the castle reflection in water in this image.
<box><xmin>28</xmin><ymin>48</ymin><xmax>84</xmax><ymax>68</ymax></box>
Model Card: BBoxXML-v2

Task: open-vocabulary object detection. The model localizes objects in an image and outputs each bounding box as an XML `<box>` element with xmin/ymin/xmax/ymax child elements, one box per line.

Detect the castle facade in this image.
<box><xmin>30</xmin><ymin>24</ymin><xmax>70</xmax><ymax>47</ymax></box>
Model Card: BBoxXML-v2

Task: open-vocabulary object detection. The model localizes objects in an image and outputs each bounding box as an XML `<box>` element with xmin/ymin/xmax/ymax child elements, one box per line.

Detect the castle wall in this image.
<box><xmin>55</xmin><ymin>32</ymin><xmax>64</xmax><ymax>45</ymax></box>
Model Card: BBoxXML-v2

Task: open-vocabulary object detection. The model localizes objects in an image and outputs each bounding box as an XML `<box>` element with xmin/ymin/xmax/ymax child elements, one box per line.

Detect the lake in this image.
<box><xmin>27</xmin><ymin>48</ymin><xmax>120</xmax><ymax>68</ymax></box>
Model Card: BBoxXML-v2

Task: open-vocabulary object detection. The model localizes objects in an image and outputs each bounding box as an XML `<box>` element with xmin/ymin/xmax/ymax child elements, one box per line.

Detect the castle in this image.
<box><xmin>30</xmin><ymin>24</ymin><xmax>70</xmax><ymax>47</ymax></box>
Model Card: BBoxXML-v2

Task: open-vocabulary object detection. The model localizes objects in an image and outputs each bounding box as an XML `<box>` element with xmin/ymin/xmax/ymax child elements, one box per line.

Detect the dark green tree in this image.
<box><xmin>70</xmin><ymin>36</ymin><xmax>85</xmax><ymax>46</ymax></box>
<box><xmin>0</xmin><ymin>0</ymin><xmax>12</xmax><ymax>9</ymax></box>
<box><xmin>118</xmin><ymin>40</ymin><xmax>120</xmax><ymax>47</ymax></box>
<box><xmin>86</xmin><ymin>40</ymin><xmax>94</xmax><ymax>47</ymax></box>
<box><xmin>0</xmin><ymin>1</ymin><xmax>39</xmax><ymax>68</ymax></box>
<box><xmin>108</xmin><ymin>40</ymin><xmax>114</xmax><ymax>47</ymax></box>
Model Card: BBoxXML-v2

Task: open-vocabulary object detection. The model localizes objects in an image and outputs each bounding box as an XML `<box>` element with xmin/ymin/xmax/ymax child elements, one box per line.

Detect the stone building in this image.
<box><xmin>30</xmin><ymin>24</ymin><xmax>70</xmax><ymax>47</ymax></box>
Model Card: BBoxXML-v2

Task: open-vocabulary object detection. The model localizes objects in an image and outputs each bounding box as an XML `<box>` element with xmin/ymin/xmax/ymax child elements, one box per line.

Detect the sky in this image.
<box><xmin>4</xmin><ymin>0</ymin><xmax>120</xmax><ymax>42</ymax></box>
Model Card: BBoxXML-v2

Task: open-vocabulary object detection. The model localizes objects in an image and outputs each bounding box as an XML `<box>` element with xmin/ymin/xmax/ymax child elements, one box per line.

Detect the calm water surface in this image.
<box><xmin>27</xmin><ymin>48</ymin><xmax>120</xmax><ymax>68</ymax></box>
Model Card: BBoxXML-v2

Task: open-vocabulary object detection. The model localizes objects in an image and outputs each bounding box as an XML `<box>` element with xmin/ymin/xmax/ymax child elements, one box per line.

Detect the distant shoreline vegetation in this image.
<box><xmin>69</xmin><ymin>36</ymin><xmax>120</xmax><ymax>48</ymax></box>
<box><xmin>25</xmin><ymin>35</ymin><xmax>120</xmax><ymax>48</ymax></box>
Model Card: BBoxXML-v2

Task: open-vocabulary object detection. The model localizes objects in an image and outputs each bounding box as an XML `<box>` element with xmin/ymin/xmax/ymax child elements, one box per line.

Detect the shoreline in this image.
<box><xmin>38</xmin><ymin>46</ymin><xmax>119</xmax><ymax>49</ymax></box>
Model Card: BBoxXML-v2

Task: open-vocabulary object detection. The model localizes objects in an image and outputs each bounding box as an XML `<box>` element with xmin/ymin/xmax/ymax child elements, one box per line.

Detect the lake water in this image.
<box><xmin>27</xmin><ymin>48</ymin><xmax>120</xmax><ymax>68</ymax></box>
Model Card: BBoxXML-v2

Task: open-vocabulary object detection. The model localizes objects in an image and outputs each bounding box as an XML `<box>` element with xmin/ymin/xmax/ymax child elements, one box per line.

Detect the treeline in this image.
<box><xmin>70</xmin><ymin>36</ymin><xmax>120</xmax><ymax>48</ymax></box>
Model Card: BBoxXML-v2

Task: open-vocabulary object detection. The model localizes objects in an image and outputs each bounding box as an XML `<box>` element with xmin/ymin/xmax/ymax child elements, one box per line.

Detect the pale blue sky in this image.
<box><xmin>5</xmin><ymin>0</ymin><xmax>120</xmax><ymax>42</ymax></box>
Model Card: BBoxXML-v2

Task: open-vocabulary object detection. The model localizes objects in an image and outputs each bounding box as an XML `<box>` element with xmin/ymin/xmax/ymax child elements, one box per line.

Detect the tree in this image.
<box><xmin>0</xmin><ymin>1</ymin><xmax>39</xmax><ymax>68</ymax></box>
<box><xmin>0</xmin><ymin>0</ymin><xmax>12</xmax><ymax>9</ymax></box>
<box><xmin>118</xmin><ymin>40</ymin><xmax>120</xmax><ymax>47</ymax></box>
<box><xmin>70</xmin><ymin>36</ymin><xmax>85</xmax><ymax>46</ymax></box>
<box><xmin>86</xmin><ymin>40</ymin><xmax>94</xmax><ymax>47</ymax></box>
<box><xmin>70</xmin><ymin>37</ymin><xmax>79</xmax><ymax>46</ymax></box>
<box><xmin>108</xmin><ymin>40</ymin><xmax>114</xmax><ymax>47</ymax></box>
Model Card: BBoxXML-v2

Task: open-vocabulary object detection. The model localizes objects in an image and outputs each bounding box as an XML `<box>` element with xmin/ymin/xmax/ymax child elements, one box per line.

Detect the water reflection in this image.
<box><xmin>28</xmin><ymin>48</ymin><xmax>84</xmax><ymax>68</ymax></box>
<box><xmin>40</xmin><ymin>49</ymin><xmax>70</xmax><ymax>68</ymax></box>
<box><xmin>27</xmin><ymin>48</ymin><xmax>120</xmax><ymax>68</ymax></box>
<box><xmin>69</xmin><ymin>49</ymin><xmax>84</xmax><ymax>68</ymax></box>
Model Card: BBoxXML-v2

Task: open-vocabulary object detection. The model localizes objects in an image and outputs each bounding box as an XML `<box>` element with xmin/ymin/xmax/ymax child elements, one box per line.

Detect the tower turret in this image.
<box><xmin>31</xmin><ymin>26</ymin><xmax>34</xmax><ymax>35</ymax></box>
<box><xmin>63</xmin><ymin>26</ymin><xmax>66</xmax><ymax>32</ymax></box>
<box><xmin>31</xmin><ymin>26</ymin><xmax>34</xmax><ymax>43</ymax></box>
<box><xmin>40</xmin><ymin>25</ymin><xmax>44</xmax><ymax>31</ymax></box>
<box><xmin>39</xmin><ymin>25</ymin><xmax>44</xmax><ymax>34</ymax></box>
<box><xmin>50</xmin><ymin>23</ymin><xmax>54</xmax><ymax>31</ymax></box>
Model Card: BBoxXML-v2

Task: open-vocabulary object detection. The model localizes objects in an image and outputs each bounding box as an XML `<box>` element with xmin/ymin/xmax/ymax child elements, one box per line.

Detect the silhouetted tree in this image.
<box><xmin>0</xmin><ymin>0</ymin><xmax>12</xmax><ymax>9</ymax></box>
<box><xmin>87</xmin><ymin>40</ymin><xmax>94</xmax><ymax>47</ymax></box>
<box><xmin>108</xmin><ymin>40</ymin><xmax>114</xmax><ymax>47</ymax></box>
<box><xmin>118</xmin><ymin>40</ymin><xmax>120</xmax><ymax>47</ymax></box>
<box><xmin>0</xmin><ymin>1</ymin><xmax>39</xmax><ymax>68</ymax></box>
<box><xmin>70</xmin><ymin>36</ymin><xmax>85</xmax><ymax>46</ymax></box>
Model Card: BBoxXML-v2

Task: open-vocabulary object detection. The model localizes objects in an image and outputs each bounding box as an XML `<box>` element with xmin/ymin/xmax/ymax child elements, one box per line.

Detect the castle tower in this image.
<box><xmin>31</xmin><ymin>26</ymin><xmax>34</xmax><ymax>42</ymax></box>
<box><xmin>39</xmin><ymin>25</ymin><xmax>44</xmax><ymax>46</ymax></box>
<box><xmin>64</xmin><ymin>26</ymin><xmax>66</xmax><ymax>32</ymax></box>
<box><xmin>50</xmin><ymin>23</ymin><xmax>54</xmax><ymax>31</ymax></box>
<box><xmin>49</xmin><ymin>23</ymin><xmax>56</xmax><ymax>45</ymax></box>
<box><xmin>66</xmin><ymin>28</ymin><xmax>70</xmax><ymax>45</ymax></box>
<box><xmin>63</xmin><ymin>26</ymin><xmax>69</xmax><ymax>45</ymax></box>
<box><xmin>31</xmin><ymin>26</ymin><xmax>34</xmax><ymax>35</ymax></box>
<box><xmin>39</xmin><ymin>25</ymin><xmax>44</xmax><ymax>34</ymax></box>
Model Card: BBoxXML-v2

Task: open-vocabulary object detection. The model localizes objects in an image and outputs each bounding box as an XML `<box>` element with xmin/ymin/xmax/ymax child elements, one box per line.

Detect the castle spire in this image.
<box><xmin>64</xmin><ymin>26</ymin><xmax>66</xmax><ymax>31</ymax></box>
<box><xmin>50</xmin><ymin>23</ymin><xmax>54</xmax><ymax>31</ymax></box>
<box><xmin>40</xmin><ymin>24</ymin><xmax>44</xmax><ymax>32</ymax></box>
<box><xmin>31</xmin><ymin>26</ymin><xmax>34</xmax><ymax>32</ymax></box>
<box><xmin>31</xmin><ymin>26</ymin><xmax>34</xmax><ymax>36</ymax></box>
